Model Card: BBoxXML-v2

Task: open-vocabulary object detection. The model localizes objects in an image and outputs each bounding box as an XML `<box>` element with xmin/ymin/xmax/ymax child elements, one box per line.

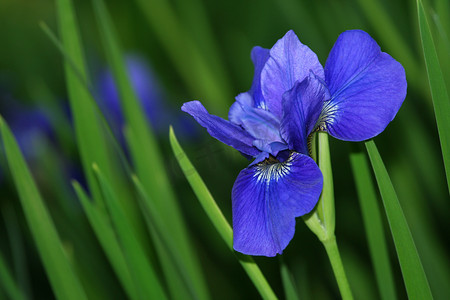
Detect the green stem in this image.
<box><xmin>323</xmin><ymin>236</ymin><xmax>354</xmax><ymax>300</ymax></box>
<box><xmin>304</xmin><ymin>132</ymin><xmax>353</xmax><ymax>299</ymax></box>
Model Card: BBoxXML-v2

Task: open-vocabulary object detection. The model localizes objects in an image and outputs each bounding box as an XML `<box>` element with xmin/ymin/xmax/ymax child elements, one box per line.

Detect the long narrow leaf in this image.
<box><xmin>1</xmin><ymin>205</ymin><xmax>31</xmax><ymax>300</ymax></box>
<box><xmin>55</xmin><ymin>0</ymin><xmax>128</xmax><ymax>204</ymax></box>
<box><xmin>365</xmin><ymin>140</ymin><xmax>432</xmax><ymax>300</ymax></box>
<box><xmin>72</xmin><ymin>181</ymin><xmax>138</xmax><ymax>300</ymax></box>
<box><xmin>132</xmin><ymin>175</ymin><xmax>203</xmax><ymax>300</ymax></box>
<box><xmin>92</xmin><ymin>2</ymin><xmax>209</xmax><ymax>299</ymax></box>
<box><xmin>349</xmin><ymin>151</ymin><xmax>397</xmax><ymax>300</ymax></box>
<box><xmin>169</xmin><ymin>127</ymin><xmax>277</xmax><ymax>300</ymax></box>
<box><xmin>417</xmin><ymin>0</ymin><xmax>450</xmax><ymax>192</ymax></box>
<box><xmin>279</xmin><ymin>259</ymin><xmax>300</xmax><ymax>300</ymax></box>
<box><xmin>0</xmin><ymin>252</ymin><xmax>26</xmax><ymax>300</ymax></box>
<box><xmin>0</xmin><ymin>117</ymin><xmax>87</xmax><ymax>300</ymax></box>
<box><xmin>92</xmin><ymin>164</ymin><xmax>168</xmax><ymax>300</ymax></box>
<box><xmin>134</xmin><ymin>0</ymin><xmax>231</xmax><ymax>113</ymax></box>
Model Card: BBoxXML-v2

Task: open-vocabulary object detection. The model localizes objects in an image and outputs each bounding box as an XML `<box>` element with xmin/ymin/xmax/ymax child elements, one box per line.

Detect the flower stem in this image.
<box><xmin>323</xmin><ymin>236</ymin><xmax>354</xmax><ymax>300</ymax></box>
<box><xmin>304</xmin><ymin>132</ymin><xmax>353</xmax><ymax>299</ymax></box>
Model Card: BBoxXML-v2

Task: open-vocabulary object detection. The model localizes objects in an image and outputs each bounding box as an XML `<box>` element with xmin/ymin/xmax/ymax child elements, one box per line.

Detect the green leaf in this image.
<box><xmin>55</xmin><ymin>0</ymin><xmax>129</xmax><ymax>203</ymax></box>
<box><xmin>169</xmin><ymin>127</ymin><xmax>278</xmax><ymax>300</ymax></box>
<box><xmin>92</xmin><ymin>164</ymin><xmax>168</xmax><ymax>300</ymax></box>
<box><xmin>0</xmin><ymin>252</ymin><xmax>26</xmax><ymax>300</ymax></box>
<box><xmin>72</xmin><ymin>181</ymin><xmax>138</xmax><ymax>300</ymax></box>
<box><xmin>133</xmin><ymin>0</ymin><xmax>231</xmax><ymax>113</ymax></box>
<box><xmin>365</xmin><ymin>140</ymin><xmax>433</xmax><ymax>300</ymax></box>
<box><xmin>92</xmin><ymin>1</ymin><xmax>209</xmax><ymax>298</ymax></box>
<box><xmin>349</xmin><ymin>151</ymin><xmax>397</xmax><ymax>300</ymax></box>
<box><xmin>0</xmin><ymin>117</ymin><xmax>87</xmax><ymax>300</ymax></box>
<box><xmin>1</xmin><ymin>205</ymin><xmax>32</xmax><ymax>300</ymax></box>
<box><xmin>279</xmin><ymin>259</ymin><xmax>300</xmax><ymax>300</ymax></box>
<box><xmin>132</xmin><ymin>175</ymin><xmax>204</xmax><ymax>300</ymax></box>
<box><xmin>417</xmin><ymin>0</ymin><xmax>450</xmax><ymax>192</ymax></box>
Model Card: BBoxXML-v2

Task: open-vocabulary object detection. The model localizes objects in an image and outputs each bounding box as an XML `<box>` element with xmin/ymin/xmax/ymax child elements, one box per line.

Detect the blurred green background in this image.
<box><xmin>0</xmin><ymin>0</ymin><xmax>448</xmax><ymax>299</ymax></box>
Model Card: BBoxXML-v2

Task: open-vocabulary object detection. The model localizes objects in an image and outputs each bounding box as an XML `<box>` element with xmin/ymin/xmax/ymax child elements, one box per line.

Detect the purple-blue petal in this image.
<box><xmin>249</xmin><ymin>46</ymin><xmax>270</xmax><ymax>109</ymax></box>
<box><xmin>232</xmin><ymin>152</ymin><xmax>323</xmax><ymax>256</ymax></box>
<box><xmin>261</xmin><ymin>30</ymin><xmax>325</xmax><ymax>119</ymax></box>
<box><xmin>280</xmin><ymin>72</ymin><xmax>329</xmax><ymax>154</ymax></box>
<box><xmin>323</xmin><ymin>30</ymin><xmax>407</xmax><ymax>141</ymax></box>
<box><xmin>182</xmin><ymin>101</ymin><xmax>260</xmax><ymax>157</ymax></box>
<box><xmin>252</xmin><ymin>140</ymin><xmax>288</xmax><ymax>157</ymax></box>
<box><xmin>229</xmin><ymin>93</ymin><xmax>283</xmax><ymax>144</ymax></box>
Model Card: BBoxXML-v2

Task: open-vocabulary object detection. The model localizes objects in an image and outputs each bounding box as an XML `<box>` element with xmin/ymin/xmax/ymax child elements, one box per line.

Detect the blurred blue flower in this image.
<box><xmin>97</xmin><ymin>54</ymin><xmax>198</xmax><ymax>140</ymax></box>
<box><xmin>4</xmin><ymin>104</ymin><xmax>53</xmax><ymax>161</ymax></box>
<box><xmin>183</xmin><ymin>30</ymin><xmax>406</xmax><ymax>256</ymax></box>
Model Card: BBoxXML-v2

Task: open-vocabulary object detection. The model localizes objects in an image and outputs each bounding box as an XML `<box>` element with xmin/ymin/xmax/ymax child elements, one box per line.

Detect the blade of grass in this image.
<box><xmin>365</xmin><ymin>140</ymin><xmax>433</xmax><ymax>300</ymax></box>
<box><xmin>0</xmin><ymin>252</ymin><xmax>26</xmax><ymax>300</ymax></box>
<box><xmin>55</xmin><ymin>0</ymin><xmax>129</xmax><ymax>204</ymax></box>
<box><xmin>134</xmin><ymin>0</ymin><xmax>231</xmax><ymax>113</ymax></box>
<box><xmin>92</xmin><ymin>1</ymin><xmax>210</xmax><ymax>298</ymax></box>
<box><xmin>417</xmin><ymin>0</ymin><xmax>450</xmax><ymax>192</ymax></box>
<box><xmin>340</xmin><ymin>246</ymin><xmax>378</xmax><ymax>300</ymax></box>
<box><xmin>56</xmin><ymin>0</ymin><xmax>151</xmax><ymax>263</ymax></box>
<box><xmin>92</xmin><ymin>164</ymin><xmax>168</xmax><ymax>300</ymax></box>
<box><xmin>132</xmin><ymin>175</ymin><xmax>205</xmax><ymax>300</ymax></box>
<box><xmin>349</xmin><ymin>151</ymin><xmax>397</xmax><ymax>300</ymax></box>
<box><xmin>72</xmin><ymin>181</ymin><xmax>138</xmax><ymax>300</ymax></box>
<box><xmin>125</xmin><ymin>127</ymin><xmax>203</xmax><ymax>300</ymax></box>
<box><xmin>279</xmin><ymin>259</ymin><xmax>300</xmax><ymax>300</ymax></box>
<box><xmin>0</xmin><ymin>116</ymin><xmax>87</xmax><ymax>300</ymax></box>
<box><xmin>1</xmin><ymin>205</ymin><xmax>32</xmax><ymax>300</ymax></box>
<box><xmin>169</xmin><ymin>127</ymin><xmax>277</xmax><ymax>300</ymax></box>
<box><xmin>172</xmin><ymin>0</ymin><xmax>232</xmax><ymax>101</ymax></box>
<box><xmin>390</xmin><ymin>156</ymin><xmax>450</xmax><ymax>300</ymax></box>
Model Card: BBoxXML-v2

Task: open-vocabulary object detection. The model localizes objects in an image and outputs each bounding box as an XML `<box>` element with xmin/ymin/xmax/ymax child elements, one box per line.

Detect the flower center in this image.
<box><xmin>254</xmin><ymin>153</ymin><xmax>294</xmax><ymax>183</ymax></box>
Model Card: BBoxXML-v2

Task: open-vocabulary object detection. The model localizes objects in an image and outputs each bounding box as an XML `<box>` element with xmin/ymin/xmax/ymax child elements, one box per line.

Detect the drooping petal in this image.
<box><xmin>261</xmin><ymin>30</ymin><xmax>325</xmax><ymax>119</ymax></box>
<box><xmin>280</xmin><ymin>72</ymin><xmax>329</xmax><ymax>154</ymax></box>
<box><xmin>249</xmin><ymin>46</ymin><xmax>270</xmax><ymax>109</ymax></box>
<box><xmin>182</xmin><ymin>101</ymin><xmax>260</xmax><ymax>157</ymax></box>
<box><xmin>323</xmin><ymin>30</ymin><xmax>407</xmax><ymax>141</ymax></box>
<box><xmin>229</xmin><ymin>93</ymin><xmax>283</xmax><ymax>145</ymax></box>
<box><xmin>232</xmin><ymin>152</ymin><xmax>323</xmax><ymax>256</ymax></box>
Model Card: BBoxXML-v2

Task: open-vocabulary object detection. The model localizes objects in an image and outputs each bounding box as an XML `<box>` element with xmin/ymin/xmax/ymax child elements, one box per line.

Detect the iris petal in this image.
<box><xmin>261</xmin><ymin>30</ymin><xmax>325</xmax><ymax>119</ymax></box>
<box><xmin>280</xmin><ymin>72</ymin><xmax>329</xmax><ymax>154</ymax></box>
<box><xmin>249</xmin><ymin>46</ymin><xmax>270</xmax><ymax>109</ymax></box>
<box><xmin>232</xmin><ymin>152</ymin><xmax>323</xmax><ymax>256</ymax></box>
<box><xmin>230</xmin><ymin>93</ymin><xmax>283</xmax><ymax>145</ymax></box>
<box><xmin>182</xmin><ymin>101</ymin><xmax>260</xmax><ymax>157</ymax></box>
<box><xmin>323</xmin><ymin>30</ymin><xmax>407</xmax><ymax>141</ymax></box>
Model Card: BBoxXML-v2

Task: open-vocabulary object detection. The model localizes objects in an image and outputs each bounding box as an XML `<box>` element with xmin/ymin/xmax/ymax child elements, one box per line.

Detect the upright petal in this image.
<box><xmin>249</xmin><ymin>46</ymin><xmax>270</xmax><ymax>109</ymax></box>
<box><xmin>261</xmin><ymin>30</ymin><xmax>324</xmax><ymax>119</ymax></box>
<box><xmin>182</xmin><ymin>101</ymin><xmax>260</xmax><ymax>157</ymax></box>
<box><xmin>232</xmin><ymin>152</ymin><xmax>323</xmax><ymax>256</ymax></box>
<box><xmin>280</xmin><ymin>72</ymin><xmax>329</xmax><ymax>154</ymax></box>
<box><xmin>323</xmin><ymin>30</ymin><xmax>407</xmax><ymax>141</ymax></box>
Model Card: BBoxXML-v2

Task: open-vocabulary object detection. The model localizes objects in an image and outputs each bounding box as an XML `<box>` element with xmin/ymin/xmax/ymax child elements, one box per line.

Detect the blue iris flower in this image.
<box><xmin>182</xmin><ymin>30</ymin><xmax>406</xmax><ymax>256</ymax></box>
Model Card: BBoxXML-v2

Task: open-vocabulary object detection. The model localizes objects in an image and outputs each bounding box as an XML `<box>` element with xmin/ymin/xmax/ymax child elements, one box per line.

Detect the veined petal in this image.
<box><xmin>261</xmin><ymin>30</ymin><xmax>325</xmax><ymax>119</ymax></box>
<box><xmin>280</xmin><ymin>72</ymin><xmax>329</xmax><ymax>154</ymax></box>
<box><xmin>232</xmin><ymin>152</ymin><xmax>323</xmax><ymax>256</ymax></box>
<box><xmin>182</xmin><ymin>101</ymin><xmax>260</xmax><ymax>157</ymax></box>
<box><xmin>323</xmin><ymin>30</ymin><xmax>407</xmax><ymax>141</ymax></box>
<box><xmin>250</xmin><ymin>46</ymin><xmax>270</xmax><ymax>109</ymax></box>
